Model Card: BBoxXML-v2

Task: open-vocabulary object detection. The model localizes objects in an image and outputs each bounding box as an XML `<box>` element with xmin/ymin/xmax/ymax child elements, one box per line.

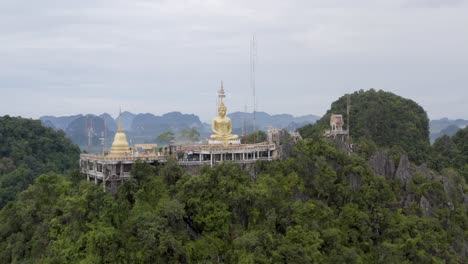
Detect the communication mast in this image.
<box><xmin>347</xmin><ymin>94</ymin><xmax>351</xmax><ymax>142</ymax></box>
<box><xmin>250</xmin><ymin>36</ymin><xmax>257</xmax><ymax>138</ymax></box>
<box><xmin>242</xmin><ymin>104</ymin><xmax>247</xmax><ymax>137</ymax></box>
<box><xmin>99</xmin><ymin>118</ymin><xmax>106</xmax><ymax>155</ymax></box>
<box><xmin>87</xmin><ymin>116</ymin><xmax>93</xmax><ymax>154</ymax></box>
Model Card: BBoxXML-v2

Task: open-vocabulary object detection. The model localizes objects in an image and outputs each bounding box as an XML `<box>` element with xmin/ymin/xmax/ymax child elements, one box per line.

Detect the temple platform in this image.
<box><xmin>170</xmin><ymin>141</ymin><xmax>277</xmax><ymax>167</ymax></box>
<box><xmin>208</xmin><ymin>139</ymin><xmax>241</xmax><ymax>145</ymax></box>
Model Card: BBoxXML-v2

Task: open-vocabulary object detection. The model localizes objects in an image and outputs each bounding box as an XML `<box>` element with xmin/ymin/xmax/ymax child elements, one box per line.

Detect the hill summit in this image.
<box><xmin>301</xmin><ymin>89</ymin><xmax>430</xmax><ymax>163</ymax></box>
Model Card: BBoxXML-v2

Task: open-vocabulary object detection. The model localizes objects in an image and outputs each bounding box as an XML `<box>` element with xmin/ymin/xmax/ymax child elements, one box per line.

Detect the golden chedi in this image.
<box><xmin>108</xmin><ymin>111</ymin><xmax>131</xmax><ymax>156</ymax></box>
<box><xmin>210</xmin><ymin>83</ymin><xmax>239</xmax><ymax>144</ymax></box>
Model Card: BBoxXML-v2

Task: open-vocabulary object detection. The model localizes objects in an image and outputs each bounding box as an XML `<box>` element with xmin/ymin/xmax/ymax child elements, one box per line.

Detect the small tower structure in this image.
<box><xmin>330</xmin><ymin>114</ymin><xmax>344</xmax><ymax>132</ymax></box>
<box><xmin>324</xmin><ymin>95</ymin><xmax>351</xmax><ymax>144</ymax></box>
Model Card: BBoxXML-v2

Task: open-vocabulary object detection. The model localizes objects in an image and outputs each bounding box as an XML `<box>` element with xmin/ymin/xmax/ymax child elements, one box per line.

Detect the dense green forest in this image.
<box><xmin>0</xmin><ymin>90</ymin><xmax>467</xmax><ymax>263</ymax></box>
<box><xmin>431</xmin><ymin>127</ymin><xmax>468</xmax><ymax>183</ymax></box>
<box><xmin>0</xmin><ymin>116</ymin><xmax>80</xmax><ymax>207</ymax></box>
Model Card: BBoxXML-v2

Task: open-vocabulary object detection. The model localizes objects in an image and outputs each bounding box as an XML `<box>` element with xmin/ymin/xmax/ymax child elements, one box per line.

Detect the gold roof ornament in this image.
<box><xmin>108</xmin><ymin>109</ymin><xmax>131</xmax><ymax>157</ymax></box>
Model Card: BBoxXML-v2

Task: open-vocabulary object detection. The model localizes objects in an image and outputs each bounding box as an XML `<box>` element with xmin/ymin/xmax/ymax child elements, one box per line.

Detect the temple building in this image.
<box><xmin>80</xmin><ymin>111</ymin><xmax>162</xmax><ymax>192</ymax></box>
<box><xmin>324</xmin><ymin>95</ymin><xmax>351</xmax><ymax>142</ymax></box>
<box><xmin>80</xmin><ymin>83</ymin><xmax>283</xmax><ymax>191</ymax></box>
<box><xmin>324</xmin><ymin>113</ymin><xmax>349</xmax><ymax>140</ymax></box>
<box><xmin>330</xmin><ymin>114</ymin><xmax>344</xmax><ymax>132</ymax></box>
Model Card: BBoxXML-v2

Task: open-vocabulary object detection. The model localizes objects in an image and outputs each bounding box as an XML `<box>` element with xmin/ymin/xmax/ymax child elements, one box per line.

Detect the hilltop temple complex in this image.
<box><xmin>80</xmin><ymin>84</ymin><xmax>281</xmax><ymax>192</ymax></box>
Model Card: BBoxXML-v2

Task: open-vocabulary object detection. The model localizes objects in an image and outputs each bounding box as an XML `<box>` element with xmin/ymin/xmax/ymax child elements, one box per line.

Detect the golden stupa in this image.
<box><xmin>108</xmin><ymin>111</ymin><xmax>130</xmax><ymax>157</ymax></box>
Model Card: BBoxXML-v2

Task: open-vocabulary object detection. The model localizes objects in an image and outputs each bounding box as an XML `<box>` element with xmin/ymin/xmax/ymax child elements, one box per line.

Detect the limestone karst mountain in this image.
<box><xmin>228</xmin><ymin>111</ymin><xmax>319</xmax><ymax>135</ymax></box>
<box><xmin>300</xmin><ymin>89</ymin><xmax>431</xmax><ymax>163</ymax></box>
<box><xmin>429</xmin><ymin>118</ymin><xmax>468</xmax><ymax>143</ymax></box>
<box><xmin>40</xmin><ymin>111</ymin><xmax>320</xmax><ymax>149</ymax></box>
<box><xmin>40</xmin><ymin>114</ymin><xmax>83</xmax><ymax>131</ymax></box>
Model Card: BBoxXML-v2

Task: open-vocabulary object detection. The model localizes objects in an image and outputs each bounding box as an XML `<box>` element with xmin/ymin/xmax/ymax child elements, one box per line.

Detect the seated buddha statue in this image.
<box><xmin>211</xmin><ymin>102</ymin><xmax>239</xmax><ymax>141</ymax></box>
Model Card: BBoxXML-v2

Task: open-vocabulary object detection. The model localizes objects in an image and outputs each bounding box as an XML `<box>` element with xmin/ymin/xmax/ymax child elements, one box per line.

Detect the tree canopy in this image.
<box><xmin>0</xmin><ymin>116</ymin><xmax>80</xmax><ymax>207</ymax></box>
<box><xmin>0</xmin><ymin>104</ymin><xmax>466</xmax><ymax>263</ymax></box>
<box><xmin>0</xmin><ymin>136</ymin><xmax>466</xmax><ymax>263</ymax></box>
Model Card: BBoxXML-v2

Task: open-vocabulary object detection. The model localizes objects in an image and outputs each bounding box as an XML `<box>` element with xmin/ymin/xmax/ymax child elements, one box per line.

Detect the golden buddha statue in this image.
<box><xmin>211</xmin><ymin>102</ymin><xmax>239</xmax><ymax>141</ymax></box>
<box><xmin>108</xmin><ymin>110</ymin><xmax>131</xmax><ymax>157</ymax></box>
<box><xmin>210</xmin><ymin>83</ymin><xmax>239</xmax><ymax>144</ymax></box>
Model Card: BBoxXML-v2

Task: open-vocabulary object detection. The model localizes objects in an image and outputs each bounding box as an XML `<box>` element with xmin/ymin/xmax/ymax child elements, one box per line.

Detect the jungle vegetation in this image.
<box><xmin>0</xmin><ymin>91</ymin><xmax>467</xmax><ymax>263</ymax></box>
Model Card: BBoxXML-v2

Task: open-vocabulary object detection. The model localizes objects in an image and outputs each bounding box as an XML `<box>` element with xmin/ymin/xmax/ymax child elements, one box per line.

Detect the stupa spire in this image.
<box><xmin>218</xmin><ymin>81</ymin><xmax>225</xmax><ymax>102</ymax></box>
<box><xmin>118</xmin><ymin>108</ymin><xmax>123</xmax><ymax>132</ymax></box>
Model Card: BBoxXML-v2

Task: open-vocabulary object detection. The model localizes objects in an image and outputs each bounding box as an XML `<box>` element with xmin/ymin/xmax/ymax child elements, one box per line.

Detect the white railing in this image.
<box><xmin>80</xmin><ymin>154</ymin><xmax>169</xmax><ymax>162</ymax></box>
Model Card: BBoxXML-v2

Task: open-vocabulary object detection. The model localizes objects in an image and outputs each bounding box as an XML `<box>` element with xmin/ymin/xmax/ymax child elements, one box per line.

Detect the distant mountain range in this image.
<box><xmin>40</xmin><ymin>111</ymin><xmax>319</xmax><ymax>150</ymax></box>
<box><xmin>40</xmin><ymin>112</ymin><xmax>468</xmax><ymax>149</ymax></box>
<box><xmin>229</xmin><ymin>112</ymin><xmax>319</xmax><ymax>135</ymax></box>
<box><xmin>429</xmin><ymin>118</ymin><xmax>468</xmax><ymax>142</ymax></box>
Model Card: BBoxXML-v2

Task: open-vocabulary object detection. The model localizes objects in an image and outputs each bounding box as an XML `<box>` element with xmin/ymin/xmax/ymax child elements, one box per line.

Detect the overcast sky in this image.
<box><xmin>0</xmin><ymin>0</ymin><xmax>467</xmax><ymax>122</ymax></box>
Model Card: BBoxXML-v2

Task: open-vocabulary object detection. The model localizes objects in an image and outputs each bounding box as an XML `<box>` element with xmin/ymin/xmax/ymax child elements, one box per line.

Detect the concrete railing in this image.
<box><xmin>176</xmin><ymin>157</ymin><xmax>273</xmax><ymax>166</ymax></box>
<box><xmin>80</xmin><ymin>154</ymin><xmax>169</xmax><ymax>162</ymax></box>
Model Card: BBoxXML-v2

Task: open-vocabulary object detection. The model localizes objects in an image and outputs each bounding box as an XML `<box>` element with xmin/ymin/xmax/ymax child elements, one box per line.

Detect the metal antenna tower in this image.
<box><xmin>99</xmin><ymin>118</ymin><xmax>106</xmax><ymax>155</ymax></box>
<box><xmin>242</xmin><ymin>104</ymin><xmax>247</xmax><ymax>137</ymax></box>
<box><xmin>250</xmin><ymin>36</ymin><xmax>257</xmax><ymax>137</ymax></box>
<box><xmin>87</xmin><ymin>116</ymin><xmax>93</xmax><ymax>154</ymax></box>
<box><xmin>347</xmin><ymin>94</ymin><xmax>351</xmax><ymax>142</ymax></box>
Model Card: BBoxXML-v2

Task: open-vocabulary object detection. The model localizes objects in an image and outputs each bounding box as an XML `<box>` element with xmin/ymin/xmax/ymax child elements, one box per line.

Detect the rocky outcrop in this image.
<box><xmin>415</xmin><ymin>163</ymin><xmax>436</xmax><ymax>180</ymax></box>
<box><xmin>367</xmin><ymin>151</ymin><xmax>468</xmax><ymax>215</ymax></box>
<box><xmin>395</xmin><ymin>155</ymin><xmax>412</xmax><ymax>189</ymax></box>
<box><xmin>443</xmin><ymin>176</ymin><xmax>451</xmax><ymax>194</ymax></box>
<box><xmin>442</xmin><ymin>171</ymin><xmax>467</xmax><ymax>206</ymax></box>
<box><xmin>368</xmin><ymin>151</ymin><xmax>395</xmax><ymax>179</ymax></box>
<box><xmin>348</xmin><ymin>173</ymin><xmax>361</xmax><ymax>190</ymax></box>
<box><xmin>401</xmin><ymin>194</ymin><xmax>416</xmax><ymax>208</ymax></box>
<box><xmin>419</xmin><ymin>196</ymin><xmax>432</xmax><ymax>217</ymax></box>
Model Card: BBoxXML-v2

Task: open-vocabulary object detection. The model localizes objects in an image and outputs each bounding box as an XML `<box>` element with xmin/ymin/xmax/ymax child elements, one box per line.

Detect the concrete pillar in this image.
<box><xmin>232</xmin><ymin>153</ymin><xmax>234</xmax><ymax>161</ymax></box>
<box><xmin>268</xmin><ymin>150</ymin><xmax>270</xmax><ymax>160</ymax></box>
<box><xmin>210</xmin><ymin>153</ymin><xmax>213</xmax><ymax>167</ymax></box>
<box><xmin>119</xmin><ymin>163</ymin><xmax>123</xmax><ymax>178</ymax></box>
<box><xmin>242</xmin><ymin>153</ymin><xmax>245</xmax><ymax>160</ymax></box>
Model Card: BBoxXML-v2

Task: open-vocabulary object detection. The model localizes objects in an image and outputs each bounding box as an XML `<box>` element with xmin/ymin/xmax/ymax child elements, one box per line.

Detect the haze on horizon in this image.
<box><xmin>1</xmin><ymin>0</ymin><xmax>467</xmax><ymax>122</ymax></box>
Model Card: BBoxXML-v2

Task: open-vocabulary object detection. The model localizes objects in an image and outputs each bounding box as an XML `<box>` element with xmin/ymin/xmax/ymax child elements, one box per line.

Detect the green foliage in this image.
<box><xmin>241</xmin><ymin>130</ymin><xmax>267</xmax><ymax>144</ymax></box>
<box><xmin>430</xmin><ymin>127</ymin><xmax>468</xmax><ymax>183</ymax></box>
<box><xmin>178</xmin><ymin>128</ymin><xmax>200</xmax><ymax>142</ymax></box>
<box><xmin>0</xmin><ymin>116</ymin><xmax>80</xmax><ymax>208</ymax></box>
<box><xmin>155</xmin><ymin>131</ymin><xmax>175</xmax><ymax>145</ymax></box>
<box><xmin>430</xmin><ymin>135</ymin><xmax>459</xmax><ymax>171</ymax></box>
<box><xmin>0</xmin><ymin>117</ymin><xmax>466</xmax><ymax>263</ymax></box>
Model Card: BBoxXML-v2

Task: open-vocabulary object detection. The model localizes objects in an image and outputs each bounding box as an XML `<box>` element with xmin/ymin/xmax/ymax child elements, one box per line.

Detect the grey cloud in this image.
<box><xmin>403</xmin><ymin>0</ymin><xmax>466</xmax><ymax>8</ymax></box>
<box><xmin>0</xmin><ymin>0</ymin><xmax>467</xmax><ymax>120</ymax></box>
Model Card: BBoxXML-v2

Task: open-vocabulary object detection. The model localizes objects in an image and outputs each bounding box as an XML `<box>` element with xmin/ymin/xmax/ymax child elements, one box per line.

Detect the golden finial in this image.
<box><xmin>118</xmin><ymin>108</ymin><xmax>123</xmax><ymax>132</ymax></box>
<box><xmin>218</xmin><ymin>81</ymin><xmax>225</xmax><ymax>102</ymax></box>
